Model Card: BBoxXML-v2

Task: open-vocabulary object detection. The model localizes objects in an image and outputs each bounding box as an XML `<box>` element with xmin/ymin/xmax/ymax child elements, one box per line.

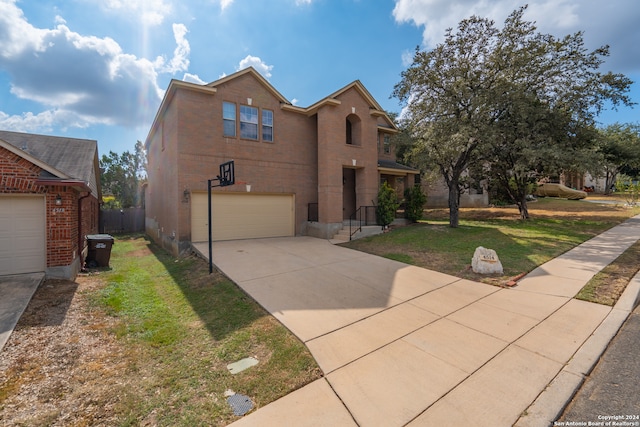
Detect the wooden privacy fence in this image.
<box><xmin>100</xmin><ymin>207</ymin><xmax>145</xmax><ymax>234</ymax></box>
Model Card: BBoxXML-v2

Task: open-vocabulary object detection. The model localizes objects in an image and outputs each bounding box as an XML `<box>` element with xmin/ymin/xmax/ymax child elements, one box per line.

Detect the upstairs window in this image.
<box><xmin>346</xmin><ymin>119</ymin><xmax>353</xmax><ymax>145</ymax></box>
<box><xmin>240</xmin><ymin>105</ymin><xmax>259</xmax><ymax>140</ymax></box>
<box><xmin>262</xmin><ymin>109</ymin><xmax>273</xmax><ymax>142</ymax></box>
<box><xmin>223</xmin><ymin>102</ymin><xmax>236</xmax><ymax>137</ymax></box>
<box><xmin>383</xmin><ymin>135</ymin><xmax>391</xmax><ymax>154</ymax></box>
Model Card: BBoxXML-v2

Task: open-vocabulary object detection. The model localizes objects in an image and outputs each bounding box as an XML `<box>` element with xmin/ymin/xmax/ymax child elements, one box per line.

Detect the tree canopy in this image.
<box><xmin>393</xmin><ymin>6</ymin><xmax>633</xmax><ymax>225</ymax></box>
<box><xmin>592</xmin><ymin>123</ymin><xmax>640</xmax><ymax>194</ymax></box>
<box><xmin>100</xmin><ymin>140</ymin><xmax>147</xmax><ymax>209</ymax></box>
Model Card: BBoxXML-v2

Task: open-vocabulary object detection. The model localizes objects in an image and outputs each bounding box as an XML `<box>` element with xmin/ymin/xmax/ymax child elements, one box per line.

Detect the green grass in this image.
<box><xmin>576</xmin><ymin>239</ymin><xmax>640</xmax><ymax>306</ymax></box>
<box><xmin>90</xmin><ymin>235</ymin><xmax>321</xmax><ymax>426</ymax></box>
<box><xmin>343</xmin><ymin>198</ymin><xmax>640</xmax><ymax>286</ymax></box>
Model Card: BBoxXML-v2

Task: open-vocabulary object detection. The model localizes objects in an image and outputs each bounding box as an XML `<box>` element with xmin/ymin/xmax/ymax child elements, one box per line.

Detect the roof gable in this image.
<box><xmin>207</xmin><ymin>67</ymin><xmax>290</xmax><ymax>104</ymax></box>
<box><xmin>0</xmin><ymin>130</ymin><xmax>101</xmax><ymax>196</ymax></box>
<box><xmin>281</xmin><ymin>80</ymin><xmax>398</xmax><ymax>130</ymax></box>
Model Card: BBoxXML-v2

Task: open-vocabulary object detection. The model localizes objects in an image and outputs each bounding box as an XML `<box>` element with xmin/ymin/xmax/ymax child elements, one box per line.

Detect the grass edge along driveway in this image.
<box><xmin>90</xmin><ymin>235</ymin><xmax>322</xmax><ymax>426</ymax></box>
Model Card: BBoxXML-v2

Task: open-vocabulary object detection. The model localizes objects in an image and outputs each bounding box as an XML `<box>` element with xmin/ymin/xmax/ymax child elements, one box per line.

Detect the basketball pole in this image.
<box><xmin>208</xmin><ymin>178</ymin><xmax>213</xmax><ymax>274</ymax></box>
<box><xmin>207</xmin><ymin>160</ymin><xmax>234</xmax><ymax>275</ymax></box>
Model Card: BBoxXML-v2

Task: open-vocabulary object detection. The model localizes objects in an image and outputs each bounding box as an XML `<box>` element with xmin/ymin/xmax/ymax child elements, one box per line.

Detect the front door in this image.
<box><xmin>343</xmin><ymin>168</ymin><xmax>356</xmax><ymax>220</ymax></box>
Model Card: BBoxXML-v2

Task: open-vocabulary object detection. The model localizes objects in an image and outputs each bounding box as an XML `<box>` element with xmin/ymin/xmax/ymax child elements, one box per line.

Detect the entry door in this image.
<box><xmin>343</xmin><ymin>168</ymin><xmax>356</xmax><ymax>220</ymax></box>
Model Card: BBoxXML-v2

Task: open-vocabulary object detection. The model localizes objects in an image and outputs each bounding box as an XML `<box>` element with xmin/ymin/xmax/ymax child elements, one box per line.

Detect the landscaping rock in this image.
<box><xmin>472</xmin><ymin>246</ymin><xmax>504</xmax><ymax>275</ymax></box>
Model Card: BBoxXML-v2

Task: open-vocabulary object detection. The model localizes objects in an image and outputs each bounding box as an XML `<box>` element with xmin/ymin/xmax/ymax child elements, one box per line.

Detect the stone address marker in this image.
<box><xmin>472</xmin><ymin>246</ymin><xmax>504</xmax><ymax>275</ymax></box>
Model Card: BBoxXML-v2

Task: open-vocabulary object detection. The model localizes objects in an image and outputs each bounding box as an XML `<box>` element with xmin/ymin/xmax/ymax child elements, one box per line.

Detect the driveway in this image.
<box><xmin>200</xmin><ymin>237</ymin><xmax>460</xmax><ymax>344</ymax></box>
<box><xmin>0</xmin><ymin>273</ymin><xmax>44</xmax><ymax>352</ymax></box>
<box><xmin>191</xmin><ymin>225</ymin><xmax>640</xmax><ymax>427</ymax></box>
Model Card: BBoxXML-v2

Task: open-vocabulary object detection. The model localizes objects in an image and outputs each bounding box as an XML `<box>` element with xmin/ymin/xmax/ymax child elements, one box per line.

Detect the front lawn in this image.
<box><xmin>343</xmin><ymin>198</ymin><xmax>640</xmax><ymax>288</ymax></box>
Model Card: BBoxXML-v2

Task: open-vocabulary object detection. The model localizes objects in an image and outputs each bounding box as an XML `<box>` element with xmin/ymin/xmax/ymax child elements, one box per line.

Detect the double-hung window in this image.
<box><xmin>240</xmin><ymin>105</ymin><xmax>259</xmax><ymax>140</ymax></box>
<box><xmin>223</xmin><ymin>102</ymin><xmax>236</xmax><ymax>137</ymax></box>
<box><xmin>262</xmin><ymin>110</ymin><xmax>273</xmax><ymax>142</ymax></box>
<box><xmin>383</xmin><ymin>135</ymin><xmax>391</xmax><ymax>154</ymax></box>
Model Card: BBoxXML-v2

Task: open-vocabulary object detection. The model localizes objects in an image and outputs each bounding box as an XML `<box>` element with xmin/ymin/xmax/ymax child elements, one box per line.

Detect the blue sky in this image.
<box><xmin>0</xmin><ymin>0</ymin><xmax>638</xmax><ymax>155</ymax></box>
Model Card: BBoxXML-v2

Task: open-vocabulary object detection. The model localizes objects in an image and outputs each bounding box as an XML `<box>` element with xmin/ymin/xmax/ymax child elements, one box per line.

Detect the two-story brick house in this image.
<box><xmin>0</xmin><ymin>131</ymin><xmax>101</xmax><ymax>279</ymax></box>
<box><xmin>145</xmin><ymin>67</ymin><xmax>418</xmax><ymax>256</ymax></box>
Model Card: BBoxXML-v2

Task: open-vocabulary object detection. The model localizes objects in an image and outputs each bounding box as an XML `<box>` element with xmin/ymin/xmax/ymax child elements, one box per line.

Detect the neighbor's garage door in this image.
<box><xmin>191</xmin><ymin>193</ymin><xmax>295</xmax><ymax>242</ymax></box>
<box><xmin>0</xmin><ymin>196</ymin><xmax>46</xmax><ymax>275</ymax></box>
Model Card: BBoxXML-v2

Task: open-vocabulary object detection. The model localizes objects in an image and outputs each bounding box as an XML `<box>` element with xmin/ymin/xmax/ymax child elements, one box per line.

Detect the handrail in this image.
<box><xmin>349</xmin><ymin>205</ymin><xmax>377</xmax><ymax>240</ymax></box>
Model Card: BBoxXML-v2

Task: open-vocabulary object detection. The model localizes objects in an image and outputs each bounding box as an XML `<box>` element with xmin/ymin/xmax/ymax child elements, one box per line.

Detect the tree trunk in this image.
<box><xmin>517</xmin><ymin>195</ymin><xmax>530</xmax><ymax>220</ymax></box>
<box><xmin>605</xmin><ymin>170</ymin><xmax>617</xmax><ymax>195</ymax></box>
<box><xmin>448</xmin><ymin>179</ymin><xmax>460</xmax><ymax>228</ymax></box>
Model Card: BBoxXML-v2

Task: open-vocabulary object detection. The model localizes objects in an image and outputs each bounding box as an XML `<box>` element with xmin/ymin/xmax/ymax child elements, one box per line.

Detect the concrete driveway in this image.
<box><xmin>0</xmin><ymin>273</ymin><xmax>44</xmax><ymax>352</ymax></box>
<box><xmin>192</xmin><ymin>217</ymin><xmax>640</xmax><ymax>426</ymax></box>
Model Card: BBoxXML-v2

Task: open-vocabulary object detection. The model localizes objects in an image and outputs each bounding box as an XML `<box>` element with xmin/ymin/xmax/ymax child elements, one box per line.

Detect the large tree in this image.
<box><xmin>100</xmin><ymin>141</ymin><xmax>147</xmax><ymax>208</ymax></box>
<box><xmin>393</xmin><ymin>13</ymin><xmax>501</xmax><ymax>227</ymax></box>
<box><xmin>593</xmin><ymin>123</ymin><xmax>640</xmax><ymax>194</ymax></box>
<box><xmin>394</xmin><ymin>6</ymin><xmax>633</xmax><ymax>226</ymax></box>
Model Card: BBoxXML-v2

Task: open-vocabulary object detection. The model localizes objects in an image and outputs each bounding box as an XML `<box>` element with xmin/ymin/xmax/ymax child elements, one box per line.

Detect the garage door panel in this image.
<box><xmin>0</xmin><ymin>196</ymin><xmax>46</xmax><ymax>275</ymax></box>
<box><xmin>191</xmin><ymin>193</ymin><xmax>294</xmax><ymax>242</ymax></box>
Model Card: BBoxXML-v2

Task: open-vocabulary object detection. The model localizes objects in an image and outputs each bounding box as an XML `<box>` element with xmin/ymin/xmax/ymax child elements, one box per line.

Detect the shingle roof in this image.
<box><xmin>377</xmin><ymin>159</ymin><xmax>419</xmax><ymax>173</ymax></box>
<box><xmin>0</xmin><ymin>130</ymin><xmax>101</xmax><ymax>196</ymax></box>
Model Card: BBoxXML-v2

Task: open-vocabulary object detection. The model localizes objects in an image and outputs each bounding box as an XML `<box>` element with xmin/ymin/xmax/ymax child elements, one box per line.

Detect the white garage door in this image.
<box><xmin>0</xmin><ymin>196</ymin><xmax>46</xmax><ymax>275</ymax></box>
<box><xmin>191</xmin><ymin>193</ymin><xmax>295</xmax><ymax>242</ymax></box>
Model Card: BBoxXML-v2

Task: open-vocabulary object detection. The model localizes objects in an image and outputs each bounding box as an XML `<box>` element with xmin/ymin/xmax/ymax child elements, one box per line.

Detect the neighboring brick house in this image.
<box><xmin>0</xmin><ymin>131</ymin><xmax>101</xmax><ymax>279</ymax></box>
<box><xmin>145</xmin><ymin>67</ymin><xmax>419</xmax><ymax>256</ymax></box>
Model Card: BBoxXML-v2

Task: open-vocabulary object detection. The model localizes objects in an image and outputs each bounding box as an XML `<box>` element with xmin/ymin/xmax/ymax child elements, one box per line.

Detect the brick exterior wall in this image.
<box><xmin>146</xmin><ymin>70</ymin><xmax>409</xmax><ymax>255</ymax></box>
<box><xmin>0</xmin><ymin>145</ymin><xmax>99</xmax><ymax>278</ymax></box>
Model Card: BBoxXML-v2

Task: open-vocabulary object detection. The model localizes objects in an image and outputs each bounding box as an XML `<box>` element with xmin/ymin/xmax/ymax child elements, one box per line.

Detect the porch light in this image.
<box><xmin>55</xmin><ymin>194</ymin><xmax>63</xmax><ymax>206</ymax></box>
<box><xmin>183</xmin><ymin>188</ymin><xmax>190</xmax><ymax>202</ymax></box>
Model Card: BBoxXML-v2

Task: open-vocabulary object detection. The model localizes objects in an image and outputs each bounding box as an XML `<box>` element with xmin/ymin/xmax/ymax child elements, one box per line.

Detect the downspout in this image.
<box><xmin>78</xmin><ymin>191</ymin><xmax>92</xmax><ymax>271</ymax></box>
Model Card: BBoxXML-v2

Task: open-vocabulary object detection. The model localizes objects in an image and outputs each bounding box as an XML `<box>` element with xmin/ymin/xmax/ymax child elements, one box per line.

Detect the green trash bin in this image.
<box><xmin>86</xmin><ymin>234</ymin><xmax>115</xmax><ymax>267</ymax></box>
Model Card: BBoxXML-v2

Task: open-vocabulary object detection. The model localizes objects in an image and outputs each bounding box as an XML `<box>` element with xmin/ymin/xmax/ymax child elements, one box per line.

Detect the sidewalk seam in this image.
<box><xmin>513</xmin><ymin>270</ymin><xmax>640</xmax><ymax>427</ymax></box>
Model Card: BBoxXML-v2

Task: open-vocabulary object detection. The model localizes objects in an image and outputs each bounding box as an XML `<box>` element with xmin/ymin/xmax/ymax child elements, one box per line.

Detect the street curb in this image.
<box><xmin>514</xmin><ymin>272</ymin><xmax>640</xmax><ymax>427</ymax></box>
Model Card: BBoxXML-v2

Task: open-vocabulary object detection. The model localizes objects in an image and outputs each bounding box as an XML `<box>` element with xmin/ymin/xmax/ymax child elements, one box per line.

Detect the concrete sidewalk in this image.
<box><xmin>0</xmin><ymin>273</ymin><xmax>45</xmax><ymax>353</ymax></box>
<box><xmin>194</xmin><ymin>214</ymin><xmax>640</xmax><ymax>427</ymax></box>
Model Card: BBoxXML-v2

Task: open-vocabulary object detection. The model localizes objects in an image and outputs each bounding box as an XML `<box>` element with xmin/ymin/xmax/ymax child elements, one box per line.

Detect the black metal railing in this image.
<box><xmin>308</xmin><ymin>202</ymin><xmax>319</xmax><ymax>222</ymax></box>
<box><xmin>349</xmin><ymin>205</ymin><xmax>377</xmax><ymax>240</ymax></box>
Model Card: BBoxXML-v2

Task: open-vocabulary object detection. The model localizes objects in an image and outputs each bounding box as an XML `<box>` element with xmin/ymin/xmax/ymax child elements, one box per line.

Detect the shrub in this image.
<box><xmin>404</xmin><ymin>185</ymin><xmax>427</xmax><ymax>222</ymax></box>
<box><xmin>376</xmin><ymin>182</ymin><xmax>400</xmax><ymax>227</ymax></box>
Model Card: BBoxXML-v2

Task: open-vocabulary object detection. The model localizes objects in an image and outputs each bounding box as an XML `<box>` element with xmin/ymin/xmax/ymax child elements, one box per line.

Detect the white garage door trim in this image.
<box><xmin>191</xmin><ymin>192</ymin><xmax>295</xmax><ymax>242</ymax></box>
<box><xmin>0</xmin><ymin>195</ymin><xmax>46</xmax><ymax>275</ymax></box>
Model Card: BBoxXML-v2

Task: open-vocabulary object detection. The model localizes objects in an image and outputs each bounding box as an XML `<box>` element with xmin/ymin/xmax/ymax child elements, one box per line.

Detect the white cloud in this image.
<box><xmin>101</xmin><ymin>0</ymin><xmax>171</xmax><ymax>26</ymax></box>
<box><xmin>0</xmin><ymin>0</ymin><xmax>191</xmax><ymax>131</ymax></box>
<box><xmin>291</xmin><ymin>98</ymin><xmax>299</xmax><ymax>105</ymax></box>
<box><xmin>295</xmin><ymin>0</ymin><xmax>313</xmax><ymax>5</ymax></box>
<box><xmin>183</xmin><ymin>73</ymin><xmax>206</xmax><ymax>85</ymax></box>
<box><xmin>0</xmin><ymin>109</ymin><xmax>95</xmax><ymax>132</ymax></box>
<box><xmin>237</xmin><ymin>55</ymin><xmax>273</xmax><ymax>79</ymax></box>
<box><xmin>220</xmin><ymin>0</ymin><xmax>234</xmax><ymax>11</ymax></box>
<box><xmin>391</xmin><ymin>0</ymin><xmax>640</xmax><ymax>73</ymax></box>
<box><xmin>401</xmin><ymin>49</ymin><xmax>414</xmax><ymax>67</ymax></box>
<box><xmin>155</xmin><ymin>23</ymin><xmax>191</xmax><ymax>74</ymax></box>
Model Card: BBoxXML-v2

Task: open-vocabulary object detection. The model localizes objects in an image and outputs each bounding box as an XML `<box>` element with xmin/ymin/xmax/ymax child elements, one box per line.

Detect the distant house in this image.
<box><xmin>144</xmin><ymin>67</ymin><xmax>419</xmax><ymax>256</ymax></box>
<box><xmin>423</xmin><ymin>174</ymin><xmax>489</xmax><ymax>208</ymax></box>
<box><xmin>0</xmin><ymin>131</ymin><xmax>101</xmax><ymax>279</ymax></box>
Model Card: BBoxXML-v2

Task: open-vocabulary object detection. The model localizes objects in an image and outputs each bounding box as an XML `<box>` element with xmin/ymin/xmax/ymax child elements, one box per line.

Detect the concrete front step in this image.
<box><xmin>331</xmin><ymin>225</ymin><xmax>384</xmax><ymax>243</ymax></box>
